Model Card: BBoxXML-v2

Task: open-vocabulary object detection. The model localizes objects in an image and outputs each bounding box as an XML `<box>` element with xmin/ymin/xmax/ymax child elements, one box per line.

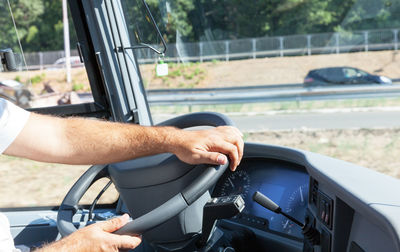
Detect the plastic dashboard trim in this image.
<box><xmin>243</xmin><ymin>142</ymin><xmax>400</xmax><ymax>252</ymax></box>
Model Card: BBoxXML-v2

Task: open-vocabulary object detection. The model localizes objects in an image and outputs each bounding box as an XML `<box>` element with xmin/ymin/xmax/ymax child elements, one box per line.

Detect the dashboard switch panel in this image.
<box><xmin>318</xmin><ymin>192</ymin><xmax>333</xmax><ymax>229</ymax></box>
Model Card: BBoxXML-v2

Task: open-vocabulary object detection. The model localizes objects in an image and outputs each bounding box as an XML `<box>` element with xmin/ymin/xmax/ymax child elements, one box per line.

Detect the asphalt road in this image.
<box><xmin>153</xmin><ymin>110</ymin><xmax>400</xmax><ymax>131</ymax></box>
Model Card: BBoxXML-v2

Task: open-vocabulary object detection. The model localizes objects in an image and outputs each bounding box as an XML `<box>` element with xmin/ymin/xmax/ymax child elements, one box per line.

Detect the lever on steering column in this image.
<box><xmin>197</xmin><ymin>195</ymin><xmax>245</xmax><ymax>248</ymax></box>
<box><xmin>253</xmin><ymin>191</ymin><xmax>320</xmax><ymax>245</ymax></box>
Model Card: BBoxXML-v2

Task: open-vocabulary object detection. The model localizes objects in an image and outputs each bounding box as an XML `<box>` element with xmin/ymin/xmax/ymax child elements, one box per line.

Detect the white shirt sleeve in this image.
<box><xmin>0</xmin><ymin>99</ymin><xmax>30</xmax><ymax>251</ymax></box>
<box><xmin>0</xmin><ymin>98</ymin><xmax>30</xmax><ymax>154</ymax></box>
<box><xmin>0</xmin><ymin>213</ymin><xmax>22</xmax><ymax>252</ymax></box>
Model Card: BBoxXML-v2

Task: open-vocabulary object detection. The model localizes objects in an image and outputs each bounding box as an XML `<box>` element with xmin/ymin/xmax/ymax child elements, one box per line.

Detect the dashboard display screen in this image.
<box><xmin>212</xmin><ymin>158</ymin><xmax>309</xmax><ymax>239</ymax></box>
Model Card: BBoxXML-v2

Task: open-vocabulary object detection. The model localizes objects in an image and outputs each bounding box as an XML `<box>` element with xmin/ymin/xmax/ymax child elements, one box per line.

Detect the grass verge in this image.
<box><xmin>150</xmin><ymin>97</ymin><xmax>400</xmax><ymax>115</ymax></box>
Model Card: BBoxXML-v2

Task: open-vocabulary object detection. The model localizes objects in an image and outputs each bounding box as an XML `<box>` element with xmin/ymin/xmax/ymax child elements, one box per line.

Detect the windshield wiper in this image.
<box><xmin>119</xmin><ymin>0</ymin><xmax>167</xmax><ymax>55</ymax></box>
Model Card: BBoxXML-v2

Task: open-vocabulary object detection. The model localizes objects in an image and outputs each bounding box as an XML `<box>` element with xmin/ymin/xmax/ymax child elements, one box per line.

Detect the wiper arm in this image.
<box><xmin>120</xmin><ymin>42</ymin><xmax>165</xmax><ymax>55</ymax></box>
<box><xmin>119</xmin><ymin>0</ymin><xmax>167</xmax><ymax>55</ymax></box>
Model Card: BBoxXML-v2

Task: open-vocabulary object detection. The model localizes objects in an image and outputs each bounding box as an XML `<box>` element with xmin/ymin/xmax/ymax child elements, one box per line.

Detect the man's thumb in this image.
<box><xmin>100</xmin><ymin>214</ymin><xmax>130</xmax><ymax>232</ymax></box>
<box><xmin>200</xmin><ymin>152</ymin><xmax>227</xmax><ymax>165</ymax></box>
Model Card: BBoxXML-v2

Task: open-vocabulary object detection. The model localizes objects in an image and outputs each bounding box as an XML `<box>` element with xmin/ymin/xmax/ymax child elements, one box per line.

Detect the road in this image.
<box><xmin>153</xmin><ymin>109</ymin><xmax>400</xmax><ymax>131</ymax></box>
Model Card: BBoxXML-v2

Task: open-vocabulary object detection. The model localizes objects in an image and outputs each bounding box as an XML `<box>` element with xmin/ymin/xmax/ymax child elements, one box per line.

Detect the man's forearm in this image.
<box><xmin>5</xmin><ymin>113</ymin><xmax>180</xmax><ymax>165</ymax></box>
<box><xmin>61</xmin><ymin>116</ymin><xmax>181</xmax><ymax>164</ymax></box>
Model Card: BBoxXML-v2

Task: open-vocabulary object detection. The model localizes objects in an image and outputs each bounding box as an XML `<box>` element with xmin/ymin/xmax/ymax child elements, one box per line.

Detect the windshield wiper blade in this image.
<box><xmin>119</xmin><ymin>0</ymin><xmax>167</xmax><ymax>55</ymax></box>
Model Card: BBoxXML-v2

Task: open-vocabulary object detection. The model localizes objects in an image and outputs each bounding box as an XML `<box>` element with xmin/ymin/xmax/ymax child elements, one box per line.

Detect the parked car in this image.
<box><xmin>48</xmin><ymin>56</ymin><xmax>84</xmax><ymax>69</ymax></box>
<box><xmin>0</xmin><ymin>79</ymin><xmax>32</xmax><ymax>108</ymax></box>
<box><xmin>304</xmin><ymin>67</ymin><xmax>392</xmax><ymax>87</ymax></box>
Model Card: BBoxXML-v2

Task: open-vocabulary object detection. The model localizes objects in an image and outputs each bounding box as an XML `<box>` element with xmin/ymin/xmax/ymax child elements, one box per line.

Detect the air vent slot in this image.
<box><xmin>311</xmin><ymin>178</ymin><xmax>319</xmax><ymax>205</ymax></box>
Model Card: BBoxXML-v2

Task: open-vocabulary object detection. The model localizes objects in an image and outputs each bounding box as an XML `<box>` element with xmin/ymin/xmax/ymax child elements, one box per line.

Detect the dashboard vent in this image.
<box><xmin>311</xmin><ymin>179</ymin><xmax>319</xmax><ymax>205</ymax></box>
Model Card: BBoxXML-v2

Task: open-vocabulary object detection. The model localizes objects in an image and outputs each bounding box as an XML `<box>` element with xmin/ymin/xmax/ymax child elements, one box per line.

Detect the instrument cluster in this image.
<box><xmin>212</xmin><ymin>158</ymin><xmax>309</xmax><ymax>239</ymax></box>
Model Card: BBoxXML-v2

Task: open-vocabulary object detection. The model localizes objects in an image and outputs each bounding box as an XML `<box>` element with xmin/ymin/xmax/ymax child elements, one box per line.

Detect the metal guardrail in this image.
<box><xmin>146</xmin><ymin>84</ymin><xmax>400</xmax><ymax>106</ymax></box>
<box><xmin>147</xmin><ymin>83</ymin><xmax>302</xmax><ymax>94</ymax></box>
<box><xmin>36</xmin><ymin>83</ymin><xmax>400</xmax><ymax>107</ymax></box>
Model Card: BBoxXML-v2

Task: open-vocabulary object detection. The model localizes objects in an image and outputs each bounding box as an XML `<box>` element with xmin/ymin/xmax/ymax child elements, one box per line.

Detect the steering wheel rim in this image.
<box><xmin>57</xmin><ymin>112</ymin><xmax>234</xmax><ymax>237</ymax></box>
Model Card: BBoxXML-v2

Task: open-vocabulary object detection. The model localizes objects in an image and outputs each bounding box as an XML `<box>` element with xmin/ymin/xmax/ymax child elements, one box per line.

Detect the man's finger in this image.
<box><xmin>212</xmin><ymin>142</ymin><xmax>240</xmax><ymax>171</ymax></box>
<box><xmin>230</xmin><ymin>128</ymin><xmax>244</xmax><ymax>166</ymax></box>
<box><xmin>99</xmin><ymin>214</ymin><xmax>130</xmax><ymax>232</ymax></box>
<box><xmin>234</xmin><ymin>138</ymin><xmax>244</xmax><ymax>166</ymax></box>
<box><xmin>218</xmin><ymin>128</ymin><xmax>244</xmax><ymax>162</ymax></box>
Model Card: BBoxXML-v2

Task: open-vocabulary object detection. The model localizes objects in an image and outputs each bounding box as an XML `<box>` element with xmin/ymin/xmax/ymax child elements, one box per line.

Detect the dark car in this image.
<box><xmin>304</xmin><ymin>67</ymin><xmax>392</xmax><ymax>87</ymax></box>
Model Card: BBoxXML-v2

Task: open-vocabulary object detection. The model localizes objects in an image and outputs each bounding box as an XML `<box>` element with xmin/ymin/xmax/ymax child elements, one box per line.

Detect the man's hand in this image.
<box><xmin>36</xmin><ymin>214</ymin><xmax>141</xmax><ymax>252</ymax></box>
<box><xmin>170</xmin><ymin>126</ymin><xmax>244</xmax><ymax>171</ymax></box>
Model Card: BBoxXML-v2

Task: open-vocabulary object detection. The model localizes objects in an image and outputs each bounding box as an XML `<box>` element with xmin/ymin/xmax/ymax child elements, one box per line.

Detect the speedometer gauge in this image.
<box><xmin>219</xmin><ymin>170</ymin><xmax>251</xmax><ymax>200</ymax></box>
<box><xmin>281</xmin><ymin>184</ymin><xmax>309</xmax><ymax>235</ymax></box>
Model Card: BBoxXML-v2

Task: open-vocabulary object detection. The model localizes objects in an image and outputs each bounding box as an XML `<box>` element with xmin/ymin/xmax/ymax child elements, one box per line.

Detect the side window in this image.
<box><xmin>317</xmin><ymin>69</ymin><xmax>328</xmax><ymax>79</ymax></box>
<box><xmin>343</xmin><ymin>68</ymin><xmax>358</xmax><ymax>78</ymax></box>
<box><xmin>0</xmin><ymin>2</ymin><xmax>116</xmax><ymax>208</ymax></box>
<box><xmin>325</xmin><ymin>68</ymin><xmax>345</xmax><ymax>82</ymax></box>
<box><xmin>355</xmin><ymin>69</ymin><xmax>368</xmax><ymax>77</ymax></box>
<box><xmin>0</xmin><ymin>1</ymin><xmax>91</xmax><ymax>110</ymax></box>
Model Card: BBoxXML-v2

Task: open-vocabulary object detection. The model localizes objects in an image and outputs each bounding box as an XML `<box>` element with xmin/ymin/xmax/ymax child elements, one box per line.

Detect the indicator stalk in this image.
<box><xmin>197</xmin><ymin>195</ymin><xmax>245</xmax><ymax>248</ymax></box>
<box><xmin>253</xmin><ymin>191</ymin><xmax>304</xmax><ymax>227</ymax></box>
<box><xmin>252</xmin><ymin>191</ymin><xmax>320</xmax><ymax>245</ymax></box>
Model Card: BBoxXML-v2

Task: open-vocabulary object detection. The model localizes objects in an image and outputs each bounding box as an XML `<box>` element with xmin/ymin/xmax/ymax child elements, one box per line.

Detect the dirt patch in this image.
<box><xmin>0</xmin><ymin>156</ymin><xmax>118</xmax><ymax>208</ymax></box>
<box><xmin>141</xmin><ymin>50</ymin><xmax>400</xmax><ymax>88</ymax></box>
<box><xmin>246</xmin><ymin>128</ymin><xmax>400</xmax><ymax>179</ymax></box>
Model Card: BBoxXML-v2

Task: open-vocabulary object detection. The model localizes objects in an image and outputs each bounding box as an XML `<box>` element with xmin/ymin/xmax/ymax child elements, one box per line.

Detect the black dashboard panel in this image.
<box><xmin>212</xmin><ymin>158</ymin><xmax>309</xmax><ymax>239</ymax></box>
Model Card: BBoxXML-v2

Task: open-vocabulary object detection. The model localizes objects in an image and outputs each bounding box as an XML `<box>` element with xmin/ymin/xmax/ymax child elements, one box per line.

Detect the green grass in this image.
<box><xmin>242</xmin><ymin>132</ymin><xmax>250</xmax><ymax>141</ymax></box>
<box><xmin>30</xmin><ymin>73</ymin><xmax>46</xmax><ymax>85</ymax></box>
<box><xmin>150</xmin><ymin>97</ymin><xmax>400</xmax><ymax>115</ymax></box>
<box><xmin>307</xmin><ymin>142</ymin><xmax>330</xmax><ymax>153</ymax></box>
<box><xmin>153</xmin><ymin>62</ymin><xmax>207</xmax><ymax>89</ymax></box>
<box><xmin>72</xmin><ymin>83</ymin><xmax>85</xmax><ymax>91</ymax></box>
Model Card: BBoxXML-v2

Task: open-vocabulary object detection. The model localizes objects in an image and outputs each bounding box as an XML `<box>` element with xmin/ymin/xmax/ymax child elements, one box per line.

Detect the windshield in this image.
<box><xmin>0</xmin><ymin>0</ymin><xmax>399</xmax><ymax>209</ymax></box>
<box><xmin>122</xmin><ymin>0</ymin><xmax>400</xmax><ymax>180</ymax></box>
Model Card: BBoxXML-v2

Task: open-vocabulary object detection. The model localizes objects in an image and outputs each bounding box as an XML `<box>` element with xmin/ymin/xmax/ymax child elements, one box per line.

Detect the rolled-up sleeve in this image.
<box><xmin>0</xmin><ymin>98</ymin><xmax>30</xmax><ymax>154</ymax></box>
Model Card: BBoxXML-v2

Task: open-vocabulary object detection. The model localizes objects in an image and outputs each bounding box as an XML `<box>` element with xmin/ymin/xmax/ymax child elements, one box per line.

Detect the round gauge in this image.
<box><xmin>219</xmin><ymin>170</ymin><xmax>251</xmax><ymax>200</ymax></box>
<box><xmin>281</xmin><ymin>184</ymin><xmax>309</xmax><ymax>235</ymax></box>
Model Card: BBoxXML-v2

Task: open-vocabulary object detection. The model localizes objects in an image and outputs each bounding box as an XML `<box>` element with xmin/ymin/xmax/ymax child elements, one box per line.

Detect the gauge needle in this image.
<box><xmin>228</xmin><ymin>178</ymin><xmax>235</xmax><ymax>189</ymax></box>
<box><xmin>299</xmin><ymin>186</ymin><xmax>304</xmax><ymax>203</ymax></box>
<box><xmin>283</xmin><ymin>220</ymin><xmax>289</xmax><ymax>229</ymax></box>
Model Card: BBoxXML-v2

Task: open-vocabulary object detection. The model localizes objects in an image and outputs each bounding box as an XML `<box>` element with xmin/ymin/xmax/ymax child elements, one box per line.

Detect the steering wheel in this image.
<box><xmin>57</xmin><ymin>112</ymin><xmax>234</xmax><ymax>237</ymax></box>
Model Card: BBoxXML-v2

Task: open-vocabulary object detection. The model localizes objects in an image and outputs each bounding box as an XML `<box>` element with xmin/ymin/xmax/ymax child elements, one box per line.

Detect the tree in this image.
<box><xmin>3</xmin><ymin>0</ymin><xmax>400</xmax><ymax>53</ymax></box>
<box><xmin>23</xmin><ymin>0</ymin><xmax>78</xmax><ymax>52</ymax></box>
<box><xmin>0</xmin><ymin>0</ymin><xmax>44</xmax><ymax>52</ymax></box>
